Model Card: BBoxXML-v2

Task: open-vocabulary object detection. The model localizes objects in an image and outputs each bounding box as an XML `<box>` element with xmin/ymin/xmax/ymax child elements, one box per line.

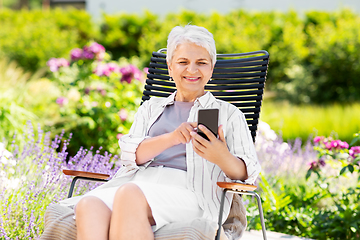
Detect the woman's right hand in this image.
<box><xmin>171</xmin><ymin>122</ymin><xmax>197</xmax><ymax>145</ymax></box>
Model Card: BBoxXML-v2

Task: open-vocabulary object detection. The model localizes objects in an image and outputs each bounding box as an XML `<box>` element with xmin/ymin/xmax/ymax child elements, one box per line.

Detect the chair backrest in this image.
<box><xmin>143</xmin><ymin>49</ymin><xmax>270</xmax><ymax>142</ymax></box>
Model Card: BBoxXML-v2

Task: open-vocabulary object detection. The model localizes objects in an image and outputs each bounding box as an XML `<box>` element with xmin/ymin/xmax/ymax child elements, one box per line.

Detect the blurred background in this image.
<box><xmin>1</xmin><ymin>0</ymin><xmax>360</xmax><ymax>155</ymax></box>
<box><xmin>1</xmin><ymin>1</ymin><xmax>360</xmax><ymax>239</ymax></box>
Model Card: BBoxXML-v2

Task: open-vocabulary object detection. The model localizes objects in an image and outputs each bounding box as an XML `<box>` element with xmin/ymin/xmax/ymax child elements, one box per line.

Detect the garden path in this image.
<box><xmin>242</xmin><ymin>230</ymin><xmax>313</xmax><ymax>239</ymax></box>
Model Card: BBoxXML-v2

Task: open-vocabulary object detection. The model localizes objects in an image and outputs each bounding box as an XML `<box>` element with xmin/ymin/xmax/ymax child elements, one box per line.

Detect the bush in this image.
<box><xmin>247</xmin><ymin>129</ymin><xmax>360</xmax><ymax>239</ymax></box>
<box><xmin>2</xmin><ymin>8</ymin><xmax>360</xmax><ymax>103</ymax></box>
<box><xmin>44</xmin><ymin>41</ymin><xmax>145</xmax><ymax>156</ymax></box>
<box><xmin>0</xmin><ymin>58</ymin><xmax>45</xmax><ymax>146</ymax></box>
<box><xmin>0</xmin><ymin>8</ymin><xmax>96</xmax><ymax>72</ymax></box>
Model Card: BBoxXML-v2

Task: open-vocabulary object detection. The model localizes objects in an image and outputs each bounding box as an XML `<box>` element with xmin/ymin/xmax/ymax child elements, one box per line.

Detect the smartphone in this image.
<box><xmin>197</xmin><ymin>109</ymin><xmax>219</xmax><ymax>141</ymax></box>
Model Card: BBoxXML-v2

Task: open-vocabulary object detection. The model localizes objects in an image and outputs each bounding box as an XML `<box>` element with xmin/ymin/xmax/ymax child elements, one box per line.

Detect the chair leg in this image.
<box><xmin>67</xmin><ymin>177</ymin><xmax>108</xmax><ymax>198</ymax></box>
<box><xmin>253</xmin><ymin>192</ymin><xmax>267</xmax><ymax>240</ymax></box>
<box><xmin>215</xmin><ymin>189</ymin><xmax>228</xmax><ymax>240</ymax></box>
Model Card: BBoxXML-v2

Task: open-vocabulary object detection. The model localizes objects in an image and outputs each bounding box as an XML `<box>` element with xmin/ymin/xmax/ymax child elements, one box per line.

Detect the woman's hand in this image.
<box><xmin>191</xmin><ymin>124</ymin><xmax>230</xmax><ymax>165</ymax></box>
<box><xmin>190</xmin><ymin>124</ymin><xmax>248</xmax><ymax>181</ymax></box>
<box><xmin>171</xmin><ymin>122</ymin><xmax>197</xmax><ymax>145</ymax></box>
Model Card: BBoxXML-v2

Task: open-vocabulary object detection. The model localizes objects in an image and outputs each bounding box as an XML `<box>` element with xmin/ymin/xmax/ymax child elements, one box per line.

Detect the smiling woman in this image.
<box><xmin>52</xmin><ymin>25</ymin><xmax>260</xmax><ymax>240</ymax></box>
<box><xmin>167</xmin><ymin>42</ymin><xmax>213</xmax><ymax>102</ymax></box>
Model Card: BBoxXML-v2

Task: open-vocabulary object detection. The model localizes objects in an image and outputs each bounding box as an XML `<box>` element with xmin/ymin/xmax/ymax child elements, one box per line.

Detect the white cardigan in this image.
<box><xmin>115</xmin><ymin>91</ymin><xmax>261</xmax><ymax>223</ymax></box>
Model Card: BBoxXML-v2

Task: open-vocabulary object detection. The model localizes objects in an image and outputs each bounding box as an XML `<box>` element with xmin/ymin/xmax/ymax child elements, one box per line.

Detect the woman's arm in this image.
<box><xmin>135</xmin><ymin>122</ymin><xmax>197</xmax><ymax>165</ymax></box>
<box><xmin>191</xmin><ymin>124</ymin><xmax>248</xmax><ymax>181</ymax></box>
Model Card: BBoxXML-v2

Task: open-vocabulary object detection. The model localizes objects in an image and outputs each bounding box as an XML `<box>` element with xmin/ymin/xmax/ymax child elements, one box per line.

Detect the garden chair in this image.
<box><xmin>42</xmin><ymin>49</ymin><xmax>269</xmax><ymax>240</ymax></box>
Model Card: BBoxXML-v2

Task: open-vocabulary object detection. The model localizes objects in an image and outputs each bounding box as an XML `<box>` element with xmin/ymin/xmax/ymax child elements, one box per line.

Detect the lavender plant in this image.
<box><xmin>0</xmin><ymin>122</ymin><xmax>120</xmax><ymax>239</ymax></box>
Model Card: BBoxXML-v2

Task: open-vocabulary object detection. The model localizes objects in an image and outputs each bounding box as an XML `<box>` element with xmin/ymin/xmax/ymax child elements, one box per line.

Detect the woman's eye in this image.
<box><xmin>198</xmin><ymin>62</ymin><xmax>207</xmax><ymax>65</ymax></box>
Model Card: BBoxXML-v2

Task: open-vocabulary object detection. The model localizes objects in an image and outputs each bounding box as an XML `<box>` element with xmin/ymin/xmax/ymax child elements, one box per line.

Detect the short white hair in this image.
<box><xmin>166</xmin><ymin>25</ymin><xmax>217</xmax><ymax>67</ymax></box>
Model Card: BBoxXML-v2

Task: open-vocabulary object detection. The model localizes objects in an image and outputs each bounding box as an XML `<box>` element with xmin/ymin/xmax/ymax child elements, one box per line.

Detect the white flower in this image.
<box><xmin>4</xmin><ymin>178</ymin><xmax>21</xmax><ymax>189</ymax></box>
<box><xmin>0</xmin><ymin>142</ymin><xmax>13</xmax><ymax>165</ymax></box>
<box><xmin>258</xmin><ymin>121</ymin><xmax>277</xmax><ymax>141</ymax></box>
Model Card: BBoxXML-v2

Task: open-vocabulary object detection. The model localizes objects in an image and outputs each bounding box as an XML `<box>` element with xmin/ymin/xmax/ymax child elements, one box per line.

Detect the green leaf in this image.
<box><xmin>348</xmin><ymin>164</ymin><xmax>354</xmax><ymax>173</ymax></box>
<box><xmin>340</xmin><ymin>166</ymin><xmax>347</xmax><ymax>175</ymax></box>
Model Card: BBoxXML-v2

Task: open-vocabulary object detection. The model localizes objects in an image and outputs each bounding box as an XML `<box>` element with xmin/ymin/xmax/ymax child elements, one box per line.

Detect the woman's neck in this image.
<box><xmin>175</xmin><ymin>91</ymin><xmax>206</xmax><ymax>102</ymax></box>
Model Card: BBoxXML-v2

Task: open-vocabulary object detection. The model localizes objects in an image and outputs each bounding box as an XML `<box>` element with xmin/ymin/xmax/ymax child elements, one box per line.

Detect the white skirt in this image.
<box><xmin>77</xmin><ymin>166</ymin><xmax>203</xmax><ymax>231</ymax></box>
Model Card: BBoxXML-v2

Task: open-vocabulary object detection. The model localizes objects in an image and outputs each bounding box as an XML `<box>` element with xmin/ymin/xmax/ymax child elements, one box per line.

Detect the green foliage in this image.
<box><xmin>0</xmin><ymin>8</ymin><xmax>96</xmax><ymax>72</ymax></box>
<box><xmin>0</xmin><ymin>58</ymin><xmax>46</xmax><ymax>145</ymax></box>
<box><xmin>44</xmin><ymin>42</ymin><xmax>145</xmax><ymax>156</ymax></box>
<box><xmin>98</xmin><ymin>11</ymin><xmax>159</xmax><ymax>62</ymax></box>
<box><xmin>2</xmin><ymin>8</ymin><xmax>360</xmax><ymax>103</ymax></box>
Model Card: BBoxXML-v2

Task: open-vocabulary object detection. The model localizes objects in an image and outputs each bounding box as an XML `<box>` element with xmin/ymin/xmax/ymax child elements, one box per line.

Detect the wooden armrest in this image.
<box><xmin>217</xmin><ymin>182</ymin><xmax>257</xmax><ymax>191</ymax></box>
<box><xmin>62</xmin><ymin>169</ymin><xmax>110</xmax><ymax>180</ymax></box>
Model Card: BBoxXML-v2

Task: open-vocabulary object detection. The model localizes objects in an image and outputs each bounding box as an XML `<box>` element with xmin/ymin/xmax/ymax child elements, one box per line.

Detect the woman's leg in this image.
<box><xmin>75</xmin><ymin>196</ymin><xmax>112</xmax><ymax>240</ymax></box>
<box><xmin>109</xmin><ymin>183</ymin><xmax>155</xmax><ymax>240</ymax></box>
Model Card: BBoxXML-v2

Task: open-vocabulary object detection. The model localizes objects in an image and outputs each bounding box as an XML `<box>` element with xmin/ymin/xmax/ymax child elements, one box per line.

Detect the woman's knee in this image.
<box><xmin>76</xmin><ymin>196</ymin><xmax>109</xmax><ymax>216</ymax></box>
<box><xmin>114</xmin><ymin>183</ymin><xmax>144</xmax><ymax>202</ymax></box>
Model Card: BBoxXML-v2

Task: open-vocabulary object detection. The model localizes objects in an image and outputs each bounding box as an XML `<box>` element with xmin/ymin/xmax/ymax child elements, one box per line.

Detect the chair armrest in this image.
<box><xmin>217</xmin><ymin>182</ymin><xmax>257</xmax><ymax>191</ymax></box>
<box><xmin>62</xmin><ymin>169</ymin><xmax>110</xmax><ymax>180</ymax></box>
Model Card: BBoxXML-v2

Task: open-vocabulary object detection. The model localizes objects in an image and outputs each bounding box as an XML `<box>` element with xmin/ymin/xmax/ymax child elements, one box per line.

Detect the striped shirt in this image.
<box><xmin>116</xmin><ymin>91</ymin><xmax>261</xmax><ymax>222</ymax></box>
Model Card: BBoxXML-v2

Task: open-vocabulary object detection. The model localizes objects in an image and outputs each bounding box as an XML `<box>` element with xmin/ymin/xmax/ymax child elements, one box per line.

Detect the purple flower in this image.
<box><xmin>84</xmin><ymin>87</ymin><xmax>91</xmax><ymax>95</ymax></box>
<box><xmin>70</xmin><ymin>48</ymin><xmax>83</xmax><ymax>61</ymax></box>
<box><xmin>82</xmin><ymin>49</ymin><xmax>94</xmax><ymax>60</ymax></box>
<box><xmin>120</xmin><ymin>64</ymin><xmax>143</xmax><ymax>83</ymax></box>
<box><xmin>56</xmin><ymin>97</ymin><xmax>68</xmax><ymax>107</ymax></box>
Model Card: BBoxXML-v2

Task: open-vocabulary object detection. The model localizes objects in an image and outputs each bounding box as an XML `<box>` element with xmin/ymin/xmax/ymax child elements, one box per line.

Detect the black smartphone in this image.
<box><xmin>197</xmin><ymin>109</ymin><xmax>219</xmax><ymax>141</ymax></box>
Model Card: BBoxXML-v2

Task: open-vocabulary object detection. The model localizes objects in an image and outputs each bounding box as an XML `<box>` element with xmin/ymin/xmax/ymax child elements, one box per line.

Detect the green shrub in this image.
<box><xmin>1</xmin><ymin>8</ymin><xmax>360</xmax><ymax>103</ymax></box>
<box><xmin>0</xmin><ymin>58</ymin><xmax>45</xmax><ymax>146</ymax></box>
<box><xmin>0</xmin><ymin>9</ymin><xmax>96</xmax><ymax>72</ymax></box>
<box><xmin>44</xmin><ymin>41</ymin><xmax>145</xmax><ymax>156</ymax></box>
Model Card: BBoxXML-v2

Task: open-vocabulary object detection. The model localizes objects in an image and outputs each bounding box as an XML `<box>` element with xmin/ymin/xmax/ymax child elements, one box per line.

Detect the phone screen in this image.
<box><xmin>197</xmin><ymin>109</ymin><xmax>219</xmax><ymax>141</ymax></box>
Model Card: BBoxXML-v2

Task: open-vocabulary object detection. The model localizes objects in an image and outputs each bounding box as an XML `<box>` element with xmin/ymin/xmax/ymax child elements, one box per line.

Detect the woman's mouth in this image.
<box><xmin>184</xmin><ymin>76</ymin><xmax>200</xmax><ymax>82</ymax></box>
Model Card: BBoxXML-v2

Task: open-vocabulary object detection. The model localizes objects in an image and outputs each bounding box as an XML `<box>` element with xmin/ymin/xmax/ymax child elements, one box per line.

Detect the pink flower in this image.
<box><xmin>56</xmin><ymin>97</ymin><xmax>68</xmax><ymax>107</ymax></box>
<box><xmin>47</xmin><ymin>58</ymin><xmax>69</xmax><ymax>72</ymax></box>
<box><xmin>330</xmin><ymin>140</ymin><xmax>340</xmax><ymax>149</ymax></box>
<box><xmin>118</xmin><ymin>109</ymin><xmax>128</xmax><ymax>121</ymax></box>
<box><xmin>93</xmin><ymin>63</ymin><xmax>120</xmax><ymax>77</ymax></box>
<box><xmin>340</xmin><ymin>141</ymin><xmax>349</xmax><ymax>149</ymax></box>
<box><xmin>107</xmin><ymin>63</ymin><xmax>120</xmax><ymax>73</ymax></box>
<box><xmin>325</xmin><ymin>142</ymin><xmax>332</xmax><ymax>150</ymax></box>
<box><xmin>88</xmin><ymin>42</ymin><xmax>105</xmax><ymax>54</ymax></box>
<box><xmin>116</xmin><ymin>133</ymin><xmax>124</xmax><ymax>140</ymax></box>
<box><xmin>349</xmin><ymin>146</ymin><xmax>360</xmax><ymax>158</ymax></box>
<box><xmin>70</xmin><ymin>48</ymin><xmax>83</xmax><ymax>61</ymax></box>
<box><xmin>314</xmin><ymin>136</ymin><xmax>323</xmax><ymax>143</ymax></box>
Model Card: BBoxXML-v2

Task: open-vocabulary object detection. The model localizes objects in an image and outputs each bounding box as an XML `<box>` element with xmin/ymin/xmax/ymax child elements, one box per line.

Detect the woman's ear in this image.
<box><xmin>167</xmin><ymin>61</ymin><xmax>172</xmax><ymax>77</ymax></box>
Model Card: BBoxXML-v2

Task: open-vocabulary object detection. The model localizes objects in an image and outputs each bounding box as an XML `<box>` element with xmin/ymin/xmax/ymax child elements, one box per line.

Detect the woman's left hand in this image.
<box><xmin>190</xmin><ymin>124</ymin><xmax>232</xmax><ymax>165</ymax></box>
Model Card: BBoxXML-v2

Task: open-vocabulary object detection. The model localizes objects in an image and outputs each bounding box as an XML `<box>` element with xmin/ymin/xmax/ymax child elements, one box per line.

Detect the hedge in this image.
<box><xmin>1</xmin><ymin>8</ymin><xmax>360</xmax><ymax>103</ymax></box>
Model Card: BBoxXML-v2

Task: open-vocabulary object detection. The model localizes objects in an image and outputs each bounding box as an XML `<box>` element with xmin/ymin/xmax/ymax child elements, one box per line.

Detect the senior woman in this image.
<box><xmin>60</xmin><ymin>25</ymin><xmax>261</xmax><ymax>240</ymax></box>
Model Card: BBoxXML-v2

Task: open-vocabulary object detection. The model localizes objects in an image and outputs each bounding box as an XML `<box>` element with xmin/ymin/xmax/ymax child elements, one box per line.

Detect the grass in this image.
<box><xmin>260</xmin><ymin>100</ymin><xmax>360</xmax><ymax>144</ymax></box>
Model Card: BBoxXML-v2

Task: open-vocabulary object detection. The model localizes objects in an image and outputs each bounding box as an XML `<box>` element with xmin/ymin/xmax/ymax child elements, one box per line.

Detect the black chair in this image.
<box><xmin>63</xmin><ymin>49</ymin><xmax>270</xmax><ymax>240</ymax></box>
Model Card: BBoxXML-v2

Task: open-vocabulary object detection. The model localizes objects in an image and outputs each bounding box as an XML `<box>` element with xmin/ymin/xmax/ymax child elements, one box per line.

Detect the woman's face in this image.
<box><xmin>168</xmin><ymin>42</ymin><xmax>214</xmax><ymax>100</ymax></box>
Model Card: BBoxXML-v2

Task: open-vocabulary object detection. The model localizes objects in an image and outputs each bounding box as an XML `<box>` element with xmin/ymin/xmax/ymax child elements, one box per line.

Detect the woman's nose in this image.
<box><xmin>187</xmin><ymin>63</ymin><xmax>198</xmax><ymax>74</ymax></box>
